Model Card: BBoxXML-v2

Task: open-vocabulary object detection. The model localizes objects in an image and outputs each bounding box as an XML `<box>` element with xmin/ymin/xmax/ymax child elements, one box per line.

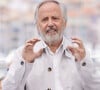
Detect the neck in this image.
<box><xmin>46</xmin><ymin>38</ymin><xmax>63</xmax><ymax>53</ymax></box>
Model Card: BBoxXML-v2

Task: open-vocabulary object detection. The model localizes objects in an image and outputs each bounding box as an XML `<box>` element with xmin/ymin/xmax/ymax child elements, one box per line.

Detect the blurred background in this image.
<box><xmin>0</xmin><ymin>0</ymin><xmax>100</xmax><ymax>84</ymax></box>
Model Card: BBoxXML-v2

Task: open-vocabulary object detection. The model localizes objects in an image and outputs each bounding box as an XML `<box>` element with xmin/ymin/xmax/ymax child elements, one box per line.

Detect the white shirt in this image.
<box><xmin>2</xmin><ymin>36</ymin><xmax>99</xmax><ymax>90</ymax></box>
<box><xmin>45</xmin><ymin>43</ymin><xmax>64</xmax><ymax>90</ymax></box>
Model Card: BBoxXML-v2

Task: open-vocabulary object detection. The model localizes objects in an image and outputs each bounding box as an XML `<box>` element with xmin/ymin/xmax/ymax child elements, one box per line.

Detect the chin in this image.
<box><xmin>44</xmin><ymin>34</ymin><xmax>61</xmax><ymax>45</ymax></box>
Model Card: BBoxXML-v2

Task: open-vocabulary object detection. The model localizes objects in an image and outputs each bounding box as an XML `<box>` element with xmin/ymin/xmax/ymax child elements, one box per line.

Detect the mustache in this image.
<box><xmin>46</xmin><ymin>27</ymin><xmax>57</xmax><ymax>33</ymax></box>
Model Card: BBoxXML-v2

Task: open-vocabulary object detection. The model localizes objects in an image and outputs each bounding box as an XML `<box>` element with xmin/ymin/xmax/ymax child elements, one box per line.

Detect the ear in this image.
<box><xmin>36</xmin><ymin>23</ymin><xmax>41</xmax><ymax>36</ymax></box>
<box><xmin>63</xmin><ymin>20</ymin><xmax>67</xmax><ymax>28</ymax></box>
<box><xmin>36</xmin><ymin>22</ymin><xmax>39</xmax><ymax>31</ymax></box>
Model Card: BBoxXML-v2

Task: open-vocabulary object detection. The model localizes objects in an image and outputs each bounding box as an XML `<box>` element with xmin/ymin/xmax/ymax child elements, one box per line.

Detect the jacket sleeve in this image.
<box><xmin>1</xmin><ymin>46</ymin><xmax>33</xmax><ymax>90</ymax></box>
<box><xmin>76</xmin><ymin>50</ymin><xmax>100</xmax><ymax>90</ymax></box>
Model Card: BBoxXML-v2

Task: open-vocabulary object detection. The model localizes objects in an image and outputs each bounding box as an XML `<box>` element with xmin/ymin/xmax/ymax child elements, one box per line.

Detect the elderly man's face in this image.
<box><xmin>37</xmin><ymin>2</ymin><xmax>66</xmax><ymax>44</ymax></box>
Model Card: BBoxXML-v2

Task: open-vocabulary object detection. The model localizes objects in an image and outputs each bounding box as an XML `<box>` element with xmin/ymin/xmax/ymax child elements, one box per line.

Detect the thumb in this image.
<box><xmin>35</xmin><ymin>48</ymin><xmax>44</xmax><ymax>58</ymax></box>
<box><xmin>67</xmin><ymin>46</ymin><xmax>75</xmax><ymax>55</ymax></box>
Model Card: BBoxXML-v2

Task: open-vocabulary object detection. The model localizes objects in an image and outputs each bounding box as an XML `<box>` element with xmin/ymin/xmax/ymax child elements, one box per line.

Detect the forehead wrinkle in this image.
<box><xmin>38</xmin><ymin>2</ymin><xmax>62</xmax><ymax>18</ymax></box>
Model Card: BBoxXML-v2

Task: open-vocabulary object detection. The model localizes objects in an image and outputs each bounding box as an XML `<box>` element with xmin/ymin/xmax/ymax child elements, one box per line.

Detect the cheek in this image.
<box><xmin>60</xmin><ymin>21</ymin><xmax>66</xmax><ymax>30</ymax></box>
<box><xmin>38</xmin><ymin>26</ymin><xmax>46</xmax><ymax>35</ymax></box>
<box><xmin>58</xmin><ymin>23</ymin><xmax>64</xmax><ymax>30</ymax></box>
<box><xmin>39</xmin><ymin>23</ymin><xmax>47</xmax><ymax>30</ymax></box>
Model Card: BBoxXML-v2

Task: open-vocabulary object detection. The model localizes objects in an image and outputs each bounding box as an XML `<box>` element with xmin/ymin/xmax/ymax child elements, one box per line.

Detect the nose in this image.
<box><xmin>47</xmin><ymin>19</ymin><xmax>54</xmax><ymax>27</ymax></box>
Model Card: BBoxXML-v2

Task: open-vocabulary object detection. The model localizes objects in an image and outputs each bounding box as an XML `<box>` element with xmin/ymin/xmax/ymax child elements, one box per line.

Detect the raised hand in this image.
<box><xmin>67</xmin><ymin>37</ymin><xmax>86</xmax><ymax>61</ymax></box>
<box><xmin>22</xmin><ymin>38</ymin><xmax>43</xmax><ymax>63</ymax></box>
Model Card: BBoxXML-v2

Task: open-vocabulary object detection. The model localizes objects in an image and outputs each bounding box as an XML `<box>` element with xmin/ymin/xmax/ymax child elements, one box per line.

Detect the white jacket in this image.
<box><xmin>2</xmin><ymin>37</ymin><xmax>100</xmax><ymax>90</ymax></box>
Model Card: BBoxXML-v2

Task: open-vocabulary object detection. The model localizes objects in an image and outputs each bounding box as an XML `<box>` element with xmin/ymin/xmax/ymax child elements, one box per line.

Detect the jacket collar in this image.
<box><xmin>39</xmin><ymin>36</ymin><xmax>74</xmax><ymax>59</ymax></box>
<box><xmin>62</xmin><ymin>36</ymin><xmax>74</xmax><ymax>59</ymax></box>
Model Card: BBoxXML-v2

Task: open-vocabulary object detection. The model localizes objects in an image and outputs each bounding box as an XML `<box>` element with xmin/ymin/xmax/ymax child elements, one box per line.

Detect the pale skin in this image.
<box><xmin>68</xmin><ymin>37</ymin><xmax>86</xmax><ymax>61</ymax></box>
<box><xmin>22</xmin><ymin>2</ymin><xmax>86</xmax><ymax>63</ymax></box>
<box><xmin>22</xmin><ymin>39</ymin><xmax>43</xmax><ymax>63</ymax></box>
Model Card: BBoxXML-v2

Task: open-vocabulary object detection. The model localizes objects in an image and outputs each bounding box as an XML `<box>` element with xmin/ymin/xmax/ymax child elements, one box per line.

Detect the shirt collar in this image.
<box><xmin>39</xmin><ymin>36</ymin><xmax>73</xmax><ymax>58</ymax></box>
<box><xmin>62</xmin><ymin>36</ymin><xmax>74</xmax><ymax>58</ymax></box>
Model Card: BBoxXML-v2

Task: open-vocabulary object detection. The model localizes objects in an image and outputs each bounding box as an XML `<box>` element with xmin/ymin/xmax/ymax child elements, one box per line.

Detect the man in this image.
<box><xmin>2</xmin><ymin>0</ymin><xmax>100</xmax><ymax>90</ymax></box>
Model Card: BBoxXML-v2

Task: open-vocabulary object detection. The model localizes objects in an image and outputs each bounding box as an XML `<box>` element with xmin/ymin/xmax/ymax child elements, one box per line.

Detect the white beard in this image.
<box><xmin>38</xmin><ymin>30</ymin><xmax>63</xmax><ymax>45</ymax></box>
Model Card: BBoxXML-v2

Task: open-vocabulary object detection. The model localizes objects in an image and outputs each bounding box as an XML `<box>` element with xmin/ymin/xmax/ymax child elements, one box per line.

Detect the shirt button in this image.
<box><xmin>21</xmin><ymin>61</ymin><xmax>24</xmax><ymax>65</ymax></box>
<box><xmin>48</xmin><ymin>67</ymin><xmax>52</xmax><ymax>72</ymax></box>
<box><xmin>7</xmin><ymin>68</ymin><xmax>9</xmax><ymax>71</ymax></box>
<box><xmin>82</xmin><ymin>62</ymin><xmax>86</xmax><ymax>66</ymax></box>
<box><xmin>47</xmin><ymin>88</ymin><xmax>51</xmax><ymax>90</ymax></box>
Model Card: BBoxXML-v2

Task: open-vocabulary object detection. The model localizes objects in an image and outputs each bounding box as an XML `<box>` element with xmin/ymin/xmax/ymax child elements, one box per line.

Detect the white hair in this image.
<box><xmin>34</xmin><ymin>0</ymin><xmax>67</xmax><ymax>24</ymax></box>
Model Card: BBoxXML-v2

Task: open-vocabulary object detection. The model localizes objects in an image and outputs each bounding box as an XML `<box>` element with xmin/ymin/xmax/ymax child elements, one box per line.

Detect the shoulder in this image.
<box><xmin>6</xmin><ymin>45</ymin><xmax>24</xmax><ymax>65</ymax></box>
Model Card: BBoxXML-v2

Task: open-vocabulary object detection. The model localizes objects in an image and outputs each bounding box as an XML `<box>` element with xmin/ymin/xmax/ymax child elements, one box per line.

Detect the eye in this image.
<box><xmin>41</xmin><ymin>17</ymin><xmax>48</xmax><ymax>22</ymax></box>
<box><xmin>52</xmin><ymin>16</ymin><xmax>60</xmax><ymax>21</ymax></box>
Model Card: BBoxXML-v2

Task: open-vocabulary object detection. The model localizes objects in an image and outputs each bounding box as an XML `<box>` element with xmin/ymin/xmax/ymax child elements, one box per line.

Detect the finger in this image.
<box><xmin>34</xmin><ymin>48</ymin><xmax>44</xmax><ymax>58</ymax></box>
<box><xmin>24</xmin><ymin>39</ymin><xmax>41</xmax><ymax>52</ymax></box>
<box><xmin>67</xmin><ymin>46</ymin><xmax>80</xmax><ymax>60</ymax></box>
<box><xmin>24</xmin><ymin>43</ymin><xmax>33</xmax><ymax>51</ymax></box>
<box><xmin>26</xmin><ymin>38</ymin><xmax>40</xmax><ymax>44</ymax></box>
<box><xmin>25</xmin><ymin>43</ymin><xmax>33</xmax><ymax>47</ymax></box>
<box><xmin>71</xmin><ymin>39</ymin><xmax>84</xmax><ymax>48</ymax></box>
<box><xmin>67</xmin><ymin>46</ymin><xmax>76</xmax><ymax>55</ymax></box>
<box><xmin>26</xmin><ymin>39</ymin><xmax>40</xmax><ymax>48</ymax></box>
<box><xmin>71</xmin><ymin>37</ymin><xmax>81</xmax><ymax>41</ymax></box>
<box><xmin>31</xmin><ymin>39</ymin><xmax>40</xmax><ymax>44</ymax></box>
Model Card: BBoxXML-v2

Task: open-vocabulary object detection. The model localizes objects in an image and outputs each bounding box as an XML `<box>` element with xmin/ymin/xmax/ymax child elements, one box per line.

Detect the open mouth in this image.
<box><xmin>46</xmin><ymin>29</ymin><xmax>57</xmax><ymax>34</ymax></box>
